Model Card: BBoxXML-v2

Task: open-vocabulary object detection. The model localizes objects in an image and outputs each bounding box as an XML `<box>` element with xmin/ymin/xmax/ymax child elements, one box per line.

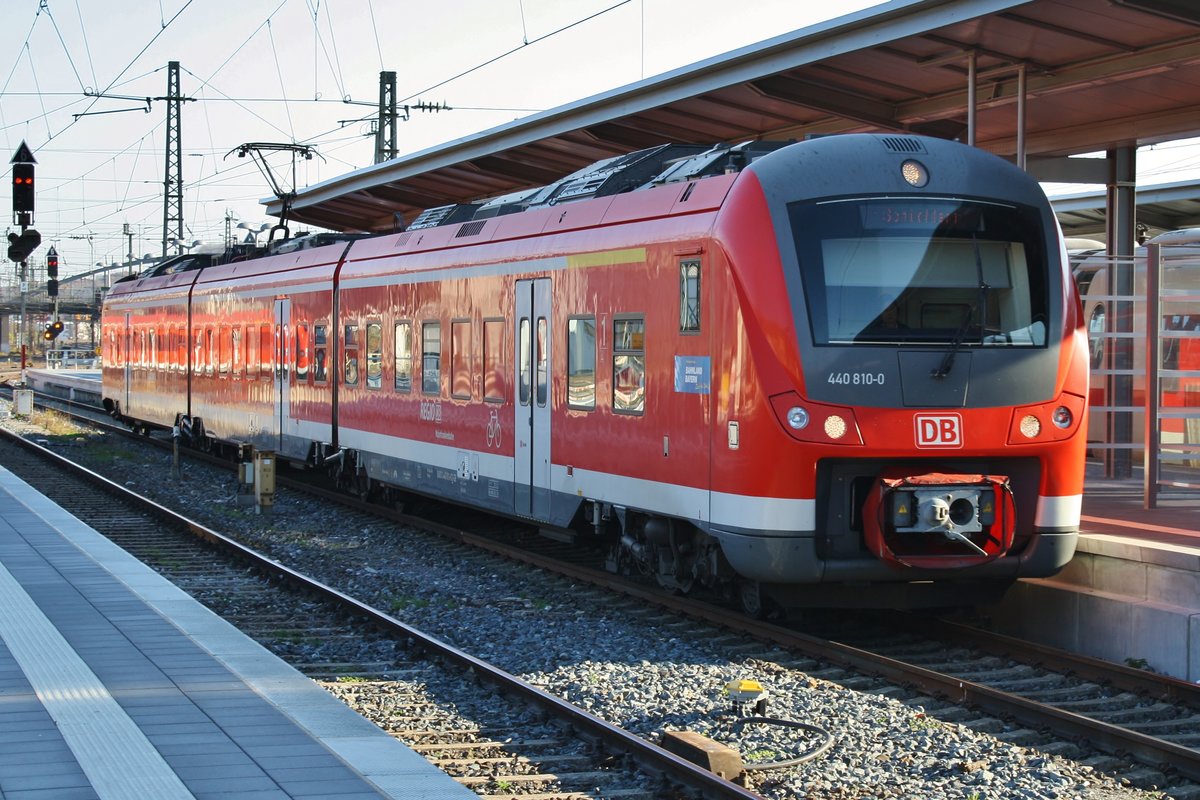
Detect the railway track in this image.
<box><xmin>3</xmin><ymin>393</ymin><xmax>1194</xmax><ymax>797</ymax></box>
<box><xmin>0</xmin><ymin>426</ymin><xmax>760</xmax><ymax>800</ymax></box>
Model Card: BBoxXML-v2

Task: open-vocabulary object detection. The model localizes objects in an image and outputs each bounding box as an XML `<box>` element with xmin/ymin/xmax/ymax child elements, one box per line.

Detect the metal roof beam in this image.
<box><xmin>362</xmin><ymin>184</ymin><xmax>454</xmax><ymax>208</ymax></box>
<box><xmin>996</xmin><ymin>11</ymin><xmax>1136</xmax><ymax>51</ymax></box>
<box><xmin>1135</xmin><ymin>206</ymin><xmax>1191</xmax><ymax>230</ymax></box>
<box><xmin>290</xmin><ymin>205</ymin><xmax>377</xmax><ymax>232</ymax></box>
<box><xmin>750</xmin><ymin>75</ymin><xmax>903</xmax><ymax>131</ymax></box>
<box><xmin>989</xmin><ymin>102</ymin><xmax>1200</xmax><ymax>155</ymax></box>
<box><xmin>469</xmin><ymin>154</ymin><xmax>573</xmax><ymax>185</ymax></box>
<box><xmin>918</xmin><ymin>34</ymin><xmax>1054</xmax><ymax>73</ymax></box>
<box><xmin>1111</xmin><ymin>0</ymin><xmax>1200</xmax><ymax>25</ymax></box>
<box><xmin>583</xmin><ymin>122</ymin><xmax>685</xmax><ymax>149</ymax></box>
<box><xmin>896</xmin><ymin>35</ymin><xmax>1200</xmax><ymax>128</ymax></box>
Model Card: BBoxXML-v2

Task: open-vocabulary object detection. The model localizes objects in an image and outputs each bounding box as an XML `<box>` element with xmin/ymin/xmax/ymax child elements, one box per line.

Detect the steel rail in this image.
<box><xmin>897</xmin><ymin>613</ymin><xmax>1200</xmax><ymax>710</ymax></box>
<box><xmin>358</xmin><ymin>503</ymin><xmax>1200</xmax><ymax>782</ymax></box>
<box><xmin>15</xmin><ymin>397</ymin><xmax>1200</xmax><ymax>783</ymax></box>
<box><xmin>0</xmin><ymin>427</ymin><xmax>767</xmax><ymax>800</ymax></box>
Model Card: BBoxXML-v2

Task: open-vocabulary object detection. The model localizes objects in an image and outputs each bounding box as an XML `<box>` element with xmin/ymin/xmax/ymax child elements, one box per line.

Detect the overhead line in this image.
<box><xmin>27</xmin><ymin>0</ymin><xmax>195</xmax><ymax>148</ymax></box>
<box><xmin>70</xmin><ymin>0</ymin><xmax>100</xmax><ymax>92</ymax></box>
<box><xmin>295</xmin><ymin>0</ymin><xmax>632</xmax><ymax>148</ymax></box>
<box><xmin>266</xmin><ymin>19</ymin><xmax>296</xmax><ymax>140</ymax></box>
<box><xmin>43</xmin><ymin>2</ymin><xmax>87</xmax><ymax>92</ymax></box>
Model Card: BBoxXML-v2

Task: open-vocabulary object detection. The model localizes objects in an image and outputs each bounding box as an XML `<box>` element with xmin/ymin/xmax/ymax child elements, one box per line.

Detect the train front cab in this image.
<box><xmin>712</xmin><ymin>135</ymin><xmax>1088</xmax><ymax>608</ymax></box>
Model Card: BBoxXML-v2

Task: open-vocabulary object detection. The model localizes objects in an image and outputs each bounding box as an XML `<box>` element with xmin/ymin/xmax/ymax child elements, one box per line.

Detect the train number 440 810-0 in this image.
<box><xmin>827</xmin><ymin>372</ymin><xmax>886</xmax><ymax>386</ymax></box>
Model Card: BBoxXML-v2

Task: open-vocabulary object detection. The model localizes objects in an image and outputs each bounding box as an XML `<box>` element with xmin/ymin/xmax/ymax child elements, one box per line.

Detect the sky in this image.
<box><xmin>3</xmin><ymin>0</ymin><xmax>1199</xmax><ymax>280</ymax></box>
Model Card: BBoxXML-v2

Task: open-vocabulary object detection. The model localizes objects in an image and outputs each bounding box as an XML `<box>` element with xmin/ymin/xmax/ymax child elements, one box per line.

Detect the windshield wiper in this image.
<box><xmin>931</xmin><ymin>234</ymin><xmax>990</xmax><ymax>380</ymax></box>
<box><xmin>931</xmin><ymin>306</ymin><xmax>973</xmax><ymax>379</ymax></box>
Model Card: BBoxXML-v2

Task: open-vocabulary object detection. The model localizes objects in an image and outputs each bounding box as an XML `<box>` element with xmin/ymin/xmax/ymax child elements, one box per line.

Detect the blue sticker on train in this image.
<box><xmin>674</xmin><ymin>355</ymin><xmax>710</xmax><ymax>394</ymax></box>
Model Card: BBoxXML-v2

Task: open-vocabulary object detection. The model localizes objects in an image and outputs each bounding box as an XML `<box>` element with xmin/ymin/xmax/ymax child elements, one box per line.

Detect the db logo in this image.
<box><xmin>915</xmin><ymin>413</ymin><xmax>963</xmax><ymax>448</ymax></box>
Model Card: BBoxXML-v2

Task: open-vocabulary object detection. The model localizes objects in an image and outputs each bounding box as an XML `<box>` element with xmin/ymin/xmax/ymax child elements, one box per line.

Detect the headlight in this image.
<box><xmin>787</xmin><ymin>406</ymin><xmax>809</xmax><ymax>430</ymax></box>
<box><xmin>1052</xmin><ymin>406</ymin><xmax>1072</xmax><ymax>429</ymax></box>
<box><xmin>901</xmin><ymin>159</ymin><xmax>929</xmax><ymax>187</ymax></box>
<box><xmin>825</xmin><ymin>415</ymin><xmax>848</xmax><ymax>439</ymax></box>
<box><xmin>1019</xmin><ymin>415</ymin><xmax>1041</xmax><ymax>438</ymax></box>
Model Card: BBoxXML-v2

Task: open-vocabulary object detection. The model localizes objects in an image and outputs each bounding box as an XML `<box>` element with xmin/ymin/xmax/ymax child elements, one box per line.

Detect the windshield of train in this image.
<box><xmin>789</xmin><ymin>198</ymin><xmax>1049</xmax><ymax>347</ymax></box>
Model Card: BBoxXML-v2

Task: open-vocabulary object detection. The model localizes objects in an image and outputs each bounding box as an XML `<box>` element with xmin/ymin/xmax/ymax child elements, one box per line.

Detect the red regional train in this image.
<box><xmin>101</xmin><ymin>134</ymin><xmax>1088</xmax><ymax>613</ymax></box>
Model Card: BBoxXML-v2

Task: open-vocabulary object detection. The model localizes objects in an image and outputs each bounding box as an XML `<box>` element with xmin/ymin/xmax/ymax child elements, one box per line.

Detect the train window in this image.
<box><xmin>244</xmin><ymin>326</ymin><xmax>256</xmax><ymax>379</ymax></box>
<box><xmin>394</xmin><ymin>321</ymin><xmax>412</xmax><ymax>392</ymax></box>
<box><xmin>148</xmin><ymin>329</ymin><xmax>158</xmax><ymax>370</ymax></box>
<box><xmin>483</xmin><ymin>318</ymin><xmax>505</xmax><ymax>402</ymax></box>
<box><xmin>613</xmin><ymin>317</ymin><xmax>645</xmax><ymax>414</ymax></box>
<box><xmin>518</xmin><ymin>318</ymin><xmax>531</xmax><ymax>406</ymax></box>
<box><xmin>260</xmin><ymin>323</ymin><xmax>273</xmax><ymax>377</ymax></box>
<box><xmin>219</xmin><ymin>326</ymin><xmax>231</xmax><ymax>376</ymax></box>
<box><xmin>567</xmin><ymin>317</ymin><xmax>596</xmax><ymax>410</ymax></box>
<box><xmin>344</xmin><ymin>323</ymin><xmax>360</xmax><ymax>386</ymax></box>
<box><xmin>241</xmin><ymin>326</ymin><xmax>254</xmax><ymax>379</ymax></box>
<box><xmin>790</xmin><ymin>198</ymin><xmax>1049</xmax><ymax>347</ymax></box>
<box><xmin>280</xmin><ymin>323</ymin><xmax>290</xmax><ymax>381</ymax></box>
<box><xmin>365</xmin><ymin>322</ymin><xmax>383</xmax><ymax>389</ymax></box>
<box><xmin>679</xmin><ymin>260</ymin><xmax>701</xmax><ymax>333</ymax></box>
<box><xmin>452</xmin><ymin>320</ymin><xmax>471</xmax><ymax>400</ymax></box>
<box><xmin>206</xmin><ymin>328</ymin><xmax>216</xmax><ymax>376</ymax></box>
<box><xmin>536</xmin><ymin>317</ymin><xmax>548</xmax><ymax>407</ymax></box>
<box><xmin>294</xmin><ymin>325</ymin><xmax>309</xmax><ymax>382</ymax></box>
<box><xmin>1089</xmin><ymin>304</ymin><xmax>1106</xmax><ymax>369</ymax></box>
<box><xmin>313</xmin><ymin>323</ymin><xmax>328</xmax><ymax>384</ymax></box>
<box><xmin>232</xmin><ymin>327</ymin><xmax>243</xmax><ymax>377</ymax></box>
<box><xmin>422</xmin><ymin>322</ymin><xmax>441</xmax><ymax>395</ymax></box>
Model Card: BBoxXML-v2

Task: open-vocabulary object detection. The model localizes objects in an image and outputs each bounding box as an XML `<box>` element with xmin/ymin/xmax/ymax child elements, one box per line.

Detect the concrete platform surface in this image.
<box><xmin>986</xmin><ymin>468</ymin><xmax>1200</xmax><ymax>681</ymax></box>
<box><xmin>0</xmin><ymin>464</ymin><xmax>475</xmax><ymax>800</ymax></box>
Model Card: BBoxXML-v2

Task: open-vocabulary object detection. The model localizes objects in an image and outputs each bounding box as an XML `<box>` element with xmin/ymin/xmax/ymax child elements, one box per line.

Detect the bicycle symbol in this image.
<box><xmin>486</xmin><ymin>408</ymin><xmax>502</xmax><ymax>449</ymax></box>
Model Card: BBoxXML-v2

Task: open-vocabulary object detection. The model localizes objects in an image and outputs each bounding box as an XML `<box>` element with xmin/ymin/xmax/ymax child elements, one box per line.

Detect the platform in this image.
<box><xmin>0</xmin><ymin>464</ymin><xmax>475</xmax><ymax>800</ymax></box>
<box><xmin>984</xmin><ymin>466</ymin><xmax>1200</xmax><ymax>682</ymax></box>
<box><xmin>17</xmin><ymin>367</ymin><xmax>102</xmax><ymax>406</ymax></box>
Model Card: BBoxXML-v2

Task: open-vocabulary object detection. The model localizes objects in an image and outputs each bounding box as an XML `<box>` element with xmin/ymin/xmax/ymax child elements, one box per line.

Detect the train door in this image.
<box><xmin>274</xmin><ymin>298</ymin><xmax>293</xmax><ymax>453</ymax></box>
<box><xmin>514</xmin><ymin>278</ymin><xmax>551</xmax><ymax>520</ymax></box>
<box><xmin>122</xmin><ymin>312</ymin><xmax>132</xmax><ymax>414</ymax></box>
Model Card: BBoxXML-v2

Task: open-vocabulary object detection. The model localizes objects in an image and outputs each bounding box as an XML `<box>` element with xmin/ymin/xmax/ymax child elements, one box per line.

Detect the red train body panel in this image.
<box><xmin>102</xmin><ymin>135</ymin><xmax>1087</xmax><ymax>610</ymax></box>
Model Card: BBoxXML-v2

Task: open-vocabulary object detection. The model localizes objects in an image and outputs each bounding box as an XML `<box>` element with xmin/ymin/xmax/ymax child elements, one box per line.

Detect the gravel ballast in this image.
<box><xmin>0</xmin><ymin>399</ymin><xmax>1174</xmax><ymax>800</ymax></box>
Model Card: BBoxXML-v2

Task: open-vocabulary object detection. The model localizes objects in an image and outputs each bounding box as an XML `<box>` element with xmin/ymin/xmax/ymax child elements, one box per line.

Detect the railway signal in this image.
<box><xmin>7</xmin><ymin>229</ymin><xmax>41</xmax><ymax>263</ymax></box>
<box><xmin>12</xmin><ymin>163</ymin><xmax>34</xmax><ymax>214</ymax></box>
<box><xmin>42</xmin><ymin>320</ymin><xmax>63</xmax><ymax>341</ymax></box>
<box><xmin>10</xmin><ymin>140</ymin><xmax>36</xmax><ymax>226</ymax></box>
<box><xmin>46</xmin><ymin>246</ymin><xmax>59</xmax><ymax>297</ymax></box>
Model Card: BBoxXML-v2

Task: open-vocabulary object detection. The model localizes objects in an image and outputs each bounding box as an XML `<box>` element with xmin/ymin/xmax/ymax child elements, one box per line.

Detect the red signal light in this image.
<box><xmin>12</xmin><ymin>163</ymin><xmax>35</xmax><ymax>215</ymax></box>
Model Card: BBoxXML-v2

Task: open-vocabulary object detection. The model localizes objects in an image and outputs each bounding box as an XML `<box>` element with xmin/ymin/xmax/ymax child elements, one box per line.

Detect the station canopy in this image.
<box><xmin>1053</xmin><ymin>179</ymin><xmax>1200</xmax><ymax>238</ymax></box>
<box><xmin>271</xmin><ymin>0</ymin><xmax>1200</xmax><ymax>233</ymax></box>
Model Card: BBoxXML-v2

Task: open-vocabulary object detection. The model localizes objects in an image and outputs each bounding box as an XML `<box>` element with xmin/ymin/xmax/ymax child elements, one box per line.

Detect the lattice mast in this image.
<box><xmin>161</xmin><ymin>61</ymin><xmax>184</xmax><ymax>257</ymax></box>
<box><xmin>375</xmin><ymin>71</ymin><xmax>398</xmax><ymax>164</ymax></box>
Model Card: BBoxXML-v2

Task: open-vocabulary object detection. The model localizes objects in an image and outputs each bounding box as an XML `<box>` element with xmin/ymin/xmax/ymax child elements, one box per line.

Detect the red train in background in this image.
<box><xmin>1072</xmin><ymin>229</ymin><xmax>1200</xmax><ymax>461</ymax></box>
<box><xmin>101</xmin><ymin>134</ymin><xmax>1088</xmax><ymax>613</ymax></box>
